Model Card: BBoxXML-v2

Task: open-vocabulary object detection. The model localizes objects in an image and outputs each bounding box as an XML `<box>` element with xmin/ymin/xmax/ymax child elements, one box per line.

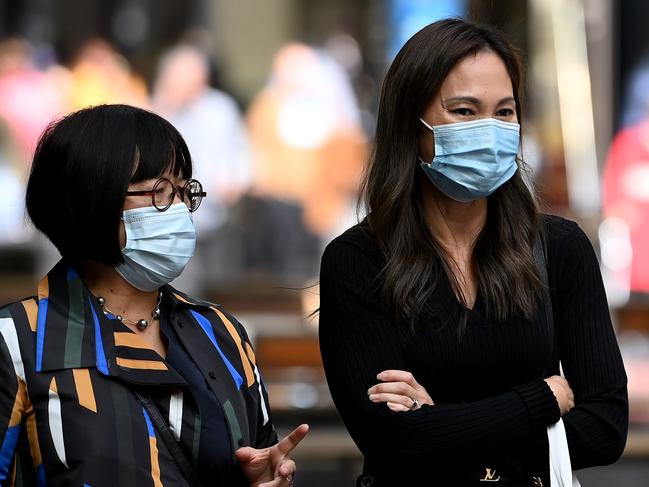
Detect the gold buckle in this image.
<box><xmin>479</xmin><ymin>468</ymin><xmax>501</xmax><ymax>482</ymax></box>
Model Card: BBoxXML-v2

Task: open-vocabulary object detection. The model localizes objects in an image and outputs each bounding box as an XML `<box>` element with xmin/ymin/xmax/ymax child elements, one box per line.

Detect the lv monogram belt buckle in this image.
<box><xmin>479</xmin><ymin>468</ymin><xmax>501</xmax><ymax>482</ymax></box>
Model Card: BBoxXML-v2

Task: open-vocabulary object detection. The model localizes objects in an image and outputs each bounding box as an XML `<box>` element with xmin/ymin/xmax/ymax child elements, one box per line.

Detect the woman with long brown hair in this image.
<box><xmin>319</xmin><ymin>18</ymin><xmax>627</xmax><ymax>486</ymax></box>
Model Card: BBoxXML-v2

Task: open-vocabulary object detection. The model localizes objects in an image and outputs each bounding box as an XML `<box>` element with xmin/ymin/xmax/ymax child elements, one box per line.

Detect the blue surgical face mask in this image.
<box><xmin>418</xmin><ymin>118</ymin><xmax>520</xmax><ymax>202</ymax></box>
<box><xmin>114</xmin><ymin>203</ymin><xmax>196</xmax><ymax>291</ymax></box>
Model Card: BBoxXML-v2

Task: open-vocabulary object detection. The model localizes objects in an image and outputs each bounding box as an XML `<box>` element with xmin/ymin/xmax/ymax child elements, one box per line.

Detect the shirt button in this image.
<box><xmin>208</xmin><ymin>371</ymin><xmax>217</xmax><ymax>379</ymax></box>
<box><xmin>176</xmin><ymin>319</ymin><xmax>184</xmax><ymax>328</ymax></box>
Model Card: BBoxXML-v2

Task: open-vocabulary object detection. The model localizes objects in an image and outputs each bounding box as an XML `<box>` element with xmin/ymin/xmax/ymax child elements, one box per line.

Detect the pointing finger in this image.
<box><xmin>276</xmin><ymin>424</ymin><xmax>309</xmax><ymax>455</ymax></box>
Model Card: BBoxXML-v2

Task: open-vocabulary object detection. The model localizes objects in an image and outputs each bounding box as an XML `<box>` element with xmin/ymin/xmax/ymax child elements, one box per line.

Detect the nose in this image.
<box><xmin>172</xmin><ymin>185</ymin><xmax>185</xmax><ymax>206</ymax></box>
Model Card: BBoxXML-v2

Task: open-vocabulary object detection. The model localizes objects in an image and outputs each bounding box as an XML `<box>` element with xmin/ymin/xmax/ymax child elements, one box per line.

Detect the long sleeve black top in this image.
<box><xmin>318</xmin><ymin>215</ymin><xmax>628</xmax><ymax>486</ymax></box>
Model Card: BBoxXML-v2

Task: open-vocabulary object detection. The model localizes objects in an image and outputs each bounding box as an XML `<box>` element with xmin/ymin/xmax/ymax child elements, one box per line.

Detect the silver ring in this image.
<box><xmin>284</xmin><ymin>474</ymin><xmax>294</xmax><ymax>486</ymax></box>
<box><xmin>409</xmin><ymin>397</ymin><xmax>420</xmax><ymax>410</ymax></box>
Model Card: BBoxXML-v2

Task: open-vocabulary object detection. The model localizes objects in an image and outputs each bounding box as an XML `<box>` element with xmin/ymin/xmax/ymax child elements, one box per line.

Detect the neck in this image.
<box><xmin>82</xmin><ymin>260</ymin><xmax>160</xmax><ymax>320</ymax></box>
<box><xmin>419</xmin><ymin>175</ymin><xmax>487</xmax><ymax>250</ymax></box>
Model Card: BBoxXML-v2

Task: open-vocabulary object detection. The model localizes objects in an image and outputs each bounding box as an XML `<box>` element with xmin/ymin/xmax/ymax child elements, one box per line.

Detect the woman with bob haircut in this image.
<box><xmin>319</xmin><ymin>18</ymin><xmax>628</xmax><ymax>486</ymax></box>
<box><xmin>0</xmin><ymin>104</ymin><xmax>307</xmax><ymax>487</ymax></box>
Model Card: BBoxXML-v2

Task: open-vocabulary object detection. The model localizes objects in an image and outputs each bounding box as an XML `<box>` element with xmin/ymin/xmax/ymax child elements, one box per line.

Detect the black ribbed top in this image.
<box><xmin>318</xmin><ymin>215</ymin><xmax>628</xmax><ymax>485</ymax></box>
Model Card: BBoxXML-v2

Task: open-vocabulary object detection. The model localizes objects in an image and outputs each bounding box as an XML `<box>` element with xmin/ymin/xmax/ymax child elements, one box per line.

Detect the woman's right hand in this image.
<box><xmin>235</xmin><ymin>424</ymin><xmax>309</xmax><ymax>487</ymax></box>
<box><xmin>544</xmin><ymin>375</ymin><xmax>575</xmax><ymax>415</ymax></box>
<box><xmin>368</xmin><ymin>370</ymin><xmax>434</xmax><ymax>412</ymax></box>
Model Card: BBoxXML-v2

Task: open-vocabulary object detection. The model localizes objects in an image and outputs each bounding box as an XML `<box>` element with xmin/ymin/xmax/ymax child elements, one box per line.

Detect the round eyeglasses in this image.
<box><xmin>125</xmin><ymin>178</ymin><xmax>207</xmax><ymax>212</ymax></box>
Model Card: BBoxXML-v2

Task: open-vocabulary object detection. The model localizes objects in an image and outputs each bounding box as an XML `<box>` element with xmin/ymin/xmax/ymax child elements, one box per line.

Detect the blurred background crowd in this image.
<box><xmin>1</xmin><ymin>0</ymin><xmax>649</xmax><ymax>484</ymax></box>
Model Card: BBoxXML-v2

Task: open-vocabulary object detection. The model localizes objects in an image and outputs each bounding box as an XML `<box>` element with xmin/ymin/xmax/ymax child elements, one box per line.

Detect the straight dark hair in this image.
<box><xmin>26</xmin><ymin>104</ymin><xmax>192</xmax><ymax>266</ymax></box>
<box><xmin>361</xmin><ymin>18</ymin><xmax>543</xmax><ymax>334</ymax></box>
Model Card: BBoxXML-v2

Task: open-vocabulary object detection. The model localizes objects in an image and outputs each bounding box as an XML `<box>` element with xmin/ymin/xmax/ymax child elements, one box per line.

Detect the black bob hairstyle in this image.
<box><xmin>26</xmin><ymin>104</ymin><xmax>192</xmax><ymax>266</ymax></box>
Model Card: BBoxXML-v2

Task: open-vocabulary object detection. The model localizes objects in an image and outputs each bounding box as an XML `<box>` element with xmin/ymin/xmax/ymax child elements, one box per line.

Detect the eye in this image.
<box><xmin>451</xmin><ymin>107</ymin><xmax>473</xmax><ymax>116</ymax></box>
<box><xmin>496</xmin><ymin>108</ymin><xmax>515</xmax><ymax>117</ymax></box>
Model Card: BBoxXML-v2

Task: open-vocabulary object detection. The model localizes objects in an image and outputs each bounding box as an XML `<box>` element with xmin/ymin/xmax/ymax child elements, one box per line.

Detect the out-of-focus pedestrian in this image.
<box><xmin>247</xmin><ymin>43</ymin><xmax>367</xmax><ymax>239</ymax></box>
<box><xmin>602</xmin><ymin>118</ymin><xmax>649</xmax><ymax>295</ymax></box>
<box><xmin>152</xmin><ymin>45</ymin><xmax>253</xmax><ymax>294</ymax></box>
<box><xmin>0</xmin><ymin>38</ymin><xmax>64</xmax><ymax>162</ymax></box>
<box><xmin>67</xmin><ymin>39</ymin><xmax>148</xmax><ymax>110</ymax></box>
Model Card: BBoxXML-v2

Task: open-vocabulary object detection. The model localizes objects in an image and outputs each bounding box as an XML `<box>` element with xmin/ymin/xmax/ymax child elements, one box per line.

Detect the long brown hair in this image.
<box><xmin>361</xmin><ymin>18</ymin><xmax>543</xmax><ymax>334</ymax></box>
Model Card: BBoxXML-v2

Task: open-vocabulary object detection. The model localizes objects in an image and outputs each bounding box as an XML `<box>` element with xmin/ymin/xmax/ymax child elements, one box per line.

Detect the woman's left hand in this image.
<box><xmin>368</xmin><ymin>370</ymin><xmax>434</xmax><ymax>412</ymax></box>
<box><xmin>235</xmin><ymin>424</ymin><xmax>309</xmax><ymax>487</ymax></box>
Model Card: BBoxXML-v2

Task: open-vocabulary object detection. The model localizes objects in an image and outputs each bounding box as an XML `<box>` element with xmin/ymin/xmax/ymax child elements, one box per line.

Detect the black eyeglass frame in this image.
<box><xmin>125</xmin><ymin>178</ymin><xmax>207</xmax><ymax>212</ymax></box>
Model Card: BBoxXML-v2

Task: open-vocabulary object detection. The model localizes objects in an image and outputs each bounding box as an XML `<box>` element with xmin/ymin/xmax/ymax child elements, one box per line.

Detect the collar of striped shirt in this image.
<box><xmin>32</xmin><ymin>259</ymin><xmax>217</xmax><ymax>387</ymax></box>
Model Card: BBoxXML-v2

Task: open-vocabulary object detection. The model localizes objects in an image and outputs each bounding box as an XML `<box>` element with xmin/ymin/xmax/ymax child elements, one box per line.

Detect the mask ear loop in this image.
<box><xmin>419</xmin><ymin>118</ymin><xmax>435</xmax><ymax>131</ymax></box>
<box><xmin>418</xmin><ymin>118</ymin><xmax>435</xmax><ymax>165</ymax></box>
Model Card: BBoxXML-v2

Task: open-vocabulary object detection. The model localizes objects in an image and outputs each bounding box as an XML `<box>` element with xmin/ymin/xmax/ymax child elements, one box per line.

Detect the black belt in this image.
<box><xmin>464</xmin><ymin>466</ymin><xmax>545</xmax><ymax>486</ymax></box>
<box><xmin>357</xmin><ymin>464</ymin><xmax>546</xmax><ymax>487</ymax></box>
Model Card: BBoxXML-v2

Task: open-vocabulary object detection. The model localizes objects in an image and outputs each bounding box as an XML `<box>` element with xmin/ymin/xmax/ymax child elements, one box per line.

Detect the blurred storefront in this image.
<box><xmin>1</xmin><ymin>0</ymin><xmax>649</xmax><ymax>485</ymax></box>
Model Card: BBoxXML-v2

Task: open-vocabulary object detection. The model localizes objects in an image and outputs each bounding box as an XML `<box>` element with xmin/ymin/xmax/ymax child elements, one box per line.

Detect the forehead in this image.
<box><xmin>128</xmin><ymin>171</ymin><xmax>185</xmax><ymax>188</ymax></box>
<box><xmin>439</xmin><ymin>50</ymin><xmax>513</xmax><ymax>99</ymax></box>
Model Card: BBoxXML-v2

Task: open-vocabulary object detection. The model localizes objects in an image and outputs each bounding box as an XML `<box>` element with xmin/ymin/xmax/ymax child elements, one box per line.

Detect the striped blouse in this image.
<box><xmin>0</xmin><ymin>260</ymin><xmax>276</xmax><ymax>486</ymax></box>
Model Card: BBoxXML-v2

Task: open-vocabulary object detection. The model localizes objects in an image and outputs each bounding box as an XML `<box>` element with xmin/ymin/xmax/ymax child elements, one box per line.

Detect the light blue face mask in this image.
<box><xmin>114</xmin><ymin>203</ymin><xmax>196</xmax><ymax>291</ymax></box>
<box><xmin>418</xmin><ymin>118</ymin><xmax>520</xmax><ymax>202</ymax></box>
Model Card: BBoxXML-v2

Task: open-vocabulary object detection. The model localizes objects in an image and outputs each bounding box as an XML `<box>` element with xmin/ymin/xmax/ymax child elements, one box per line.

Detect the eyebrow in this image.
<box><xmin>443</xmin><ymin>96</ymin><xmax>516</xmax><ymax>106</ymax></box>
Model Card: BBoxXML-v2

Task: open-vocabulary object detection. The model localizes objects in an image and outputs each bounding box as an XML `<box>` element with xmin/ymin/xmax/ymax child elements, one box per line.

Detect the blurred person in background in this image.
<box><xmin>602</xmin><ymin>109</ymin><xmax>649</xmax><ymax>297</ymax></box>
<box><xmin>152</xmin><ymin>44</ymin><xmax>253</xmax><ymax>294</ymax></box>
<box><xmin>0</xmin><ymin>38</ymin><xmax>65</xmax><ymax>277</ymax></box>
<box><xmin>319</xmin><ymin>18</ymin><xmax>628</xmax><ymax>486</ymax></box>
<box><xmin>602</xmin><ymin>61</ymin><xmax>649</xmax><ymax>427</ymax></box>
<box><xmin>221</xmin><ymin>43</ymin><xmax>367</xmax><ymax>288</ymax></box>
<box><xmin>0</xmin><ymin>38</ymin><xmax>64</xmax><ymax>164</ymax></box>
<box><xmin>0</xmin><ymin>104</ymin><xmax>307</xmax><ymax>486</ymax></box>
<box><xmin>0</xmin><ymin>119</ymin><xmax>32</xmax><ymax>246</ymax></box>
<box><xmin>247</xmin><ymin>42</ymin><xmax>366</xmax><ymax>241</ymax></box>
<box><xmin>67</xmin><ymin>39</ymin><xmax>148</xmax><ymax>110</ymax></box>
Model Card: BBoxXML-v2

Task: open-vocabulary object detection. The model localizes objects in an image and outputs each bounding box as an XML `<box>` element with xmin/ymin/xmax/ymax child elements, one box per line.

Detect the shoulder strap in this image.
<box><xmin>533</xmin><ymin>235</ymin><xmax>554</xmax><ymax>332</ymax></box>
<box><xmin>135</xmin><ymin>391</ymin><xmax>204</xmax><ymax>487</ymax></box>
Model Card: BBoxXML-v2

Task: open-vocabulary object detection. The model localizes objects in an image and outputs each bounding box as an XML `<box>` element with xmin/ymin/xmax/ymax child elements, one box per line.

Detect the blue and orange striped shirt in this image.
<box><xmin>0</xmin><ymin>260</ymin><xmax>276</xmax><ymax>486</ymax></box>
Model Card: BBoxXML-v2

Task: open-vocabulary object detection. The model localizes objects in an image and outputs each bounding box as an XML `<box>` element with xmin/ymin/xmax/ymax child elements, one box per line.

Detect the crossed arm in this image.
<box><xmin>318</xmin><ymin>222</ymin><xmax>627</xmax><ymax>467</ymax></box>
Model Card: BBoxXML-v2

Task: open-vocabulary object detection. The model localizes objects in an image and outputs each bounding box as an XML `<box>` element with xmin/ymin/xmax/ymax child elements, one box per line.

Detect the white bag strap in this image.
<box><xmin>548</xmin><ymin>418</ymin><xmax>581</xmax><ymax>486</ymax></box>
<box><xmin>534</xmin><ymin>236</ymin><xmax>581</xmax><ymax>486</ymax></box>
